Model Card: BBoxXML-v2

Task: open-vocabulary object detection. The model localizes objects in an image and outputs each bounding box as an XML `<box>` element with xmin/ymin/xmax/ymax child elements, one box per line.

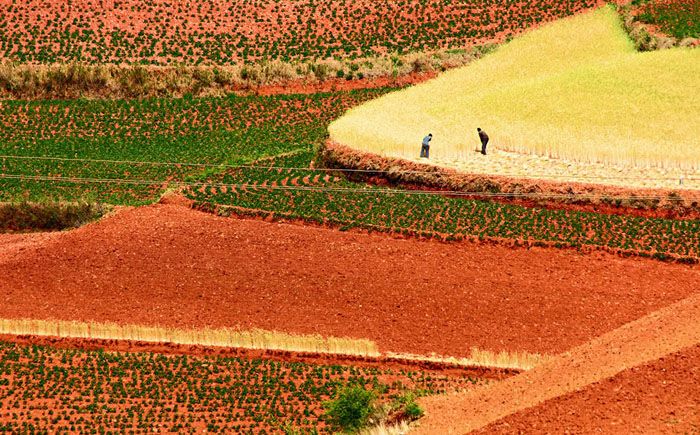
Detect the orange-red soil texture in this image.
<box><xmin>0</xmin><ymin>203</ymin><xmax>698</xmax><ymax>357</ymax></box>
<box><xmin>477</xmin><ymin>344</ymin><xmax>700</xmax><ymax>434</ymax></box>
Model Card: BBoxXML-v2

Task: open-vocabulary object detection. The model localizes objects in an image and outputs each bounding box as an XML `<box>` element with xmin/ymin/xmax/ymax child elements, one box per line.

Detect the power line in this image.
<box><xmin>0</xmin><ymin>173</ymin><xmax>694</xmax><ymax>201</ymax></box>
<box><xmin>0</xmin><ymin>154</ymin><xmax>697</xmax><ymax>182</ymax></box>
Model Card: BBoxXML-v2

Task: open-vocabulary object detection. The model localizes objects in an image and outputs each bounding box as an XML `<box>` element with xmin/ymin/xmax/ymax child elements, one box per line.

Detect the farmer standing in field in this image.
<box><xmin>420</xmin><ymin>133</ymin><xmax>432</xmax><ymax>158</ymax></box>
<box><xmin>477</xmin><ymin>128</ymin><xmax>489</xmax><ymax>155</ymax></box>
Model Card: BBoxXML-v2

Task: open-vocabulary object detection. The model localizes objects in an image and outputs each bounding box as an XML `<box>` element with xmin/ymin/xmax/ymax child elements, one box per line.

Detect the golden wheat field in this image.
<box><xmin>329</xmin><ymin>6</ymin><xmax>700</xmax><ymax>171</ymax></box>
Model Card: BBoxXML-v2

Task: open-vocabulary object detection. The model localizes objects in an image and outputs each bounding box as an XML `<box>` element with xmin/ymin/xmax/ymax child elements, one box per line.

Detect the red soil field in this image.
<box><xmin>416</xmin><ymin>290</ymin><xmax>700</xmax><ymax>433</ymax></box>
<box><xmin>479</xmin><ymin>344</ymin><xmax>700</xmax><ymax>433</ymax></box>
<box><xmin>0</xmin><ymin>201</ymin><xmax>698</xmax><ymax>357</ymax></box>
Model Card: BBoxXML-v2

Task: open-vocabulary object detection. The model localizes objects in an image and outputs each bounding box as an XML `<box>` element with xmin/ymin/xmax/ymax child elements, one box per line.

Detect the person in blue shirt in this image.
<box><xmin>420</xmin><ymin>133</ymin><xmax>432</xmax><ymax>158</ymax></box>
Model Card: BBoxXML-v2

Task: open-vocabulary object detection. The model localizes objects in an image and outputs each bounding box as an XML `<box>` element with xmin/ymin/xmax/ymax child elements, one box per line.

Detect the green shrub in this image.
<box><xmin>324</xmin><ymin>385</ymin><xmax>375</xmax><ymax>433</ymax></box>
<box><xmin>392</xmin><ymin>392</ymin><xmax>424</xmax><ymax>421</ymax></box>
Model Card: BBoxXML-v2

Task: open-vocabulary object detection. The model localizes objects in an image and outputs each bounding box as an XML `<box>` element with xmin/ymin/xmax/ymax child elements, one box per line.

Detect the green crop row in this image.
<box><xmin>633</xmin><ymin>0</ymin><xmax>699</xmax><ymax>39</ymax></box>
<box><xmin>0</xmin><ymin>0</ymin><xmax>600</xmax><ymax>64</ymax></box>
<box><xmin>0</xmin><ymin>90</ymin><xmax>388</xmax><ymax>204</ymax></box>
<box><xmin>0</xmin><ymin>341</ymin><xmax>478</xmax><ymax>432</ymax></box>
<box><xmin>187</xmin><ymin>149</ymin><xmax>700</xmax><ymax>261</ymax></box>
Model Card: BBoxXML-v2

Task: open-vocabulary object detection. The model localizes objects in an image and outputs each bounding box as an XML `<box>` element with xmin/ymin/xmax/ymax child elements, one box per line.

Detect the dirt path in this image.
<box><xmin>415</xmin><ymin>291</ymin><xmax>700</xmax><ymax>434</ymax></box>
<box><xmin>477</xmin><ymin>344</ymin><xmax>700</xmax><ymax>433</ymax></box>
<box><xmin>0</xmin><ymin>203</ymin><xmax>697</xmax><ymax>358</ymax></box>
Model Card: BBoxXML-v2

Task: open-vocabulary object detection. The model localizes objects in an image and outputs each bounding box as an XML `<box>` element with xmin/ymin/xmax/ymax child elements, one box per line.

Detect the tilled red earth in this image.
<box><xmin>479</xmin><ymin>344</ymin><xmax>700</xmax><ymax>433</ymax></box>
<box><xmin>0</xmin><ymin>203</ymin><xmax>698</xmax><ymax>357</ymax></box>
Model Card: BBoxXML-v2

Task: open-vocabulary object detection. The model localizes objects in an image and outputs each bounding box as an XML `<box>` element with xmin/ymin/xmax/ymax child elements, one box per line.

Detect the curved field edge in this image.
<box><xmin>328</xmin><ymin>6</ymin><xmax>700</xmax><ymax>171</ymax></box>
<box><xmin>190</xmin><ymin>145</ymin><xmax>700</xmax><ymax>264</ymax></box>
<box><xmin>617</xmin><ymin>1</ymin><xmax>700</xmax><ymax>50</ymax></box>
<box><xmin>200</xmin><ymin>201</ymin><xmax>700</xmax><ymax>266</ymax></box>
<box><xmin>321</xmin><ymin>141</ymin><xmax>700</xmax><ymax>217</ymax></box>
<box><xmin>414</xmin><ymin>291</ymin><xmax>700</xmax><ymax>434</ymax></box>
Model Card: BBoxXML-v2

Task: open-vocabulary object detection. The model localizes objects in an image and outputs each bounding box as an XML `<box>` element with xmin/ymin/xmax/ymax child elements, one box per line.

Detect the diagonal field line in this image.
<box><xmin>414</xmin><ymin>291</ymin><xmax>700</xmax><ymax>434</ymax></box>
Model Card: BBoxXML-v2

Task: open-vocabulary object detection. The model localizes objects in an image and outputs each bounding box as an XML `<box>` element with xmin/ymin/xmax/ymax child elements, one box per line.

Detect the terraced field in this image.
<box><xmin>0</xmin><ymin>2</ymin><xmax>698</xmax><ymax>433</ymax></box>
<box><xmin>1</xmin><ymin>91</ymin><xmax>698</xmax><ymax>261</ymax></box>
<box><xmin>0</xmin><ymin>90</ymin><xmax>387</xmax><ymax>203</ymax></box>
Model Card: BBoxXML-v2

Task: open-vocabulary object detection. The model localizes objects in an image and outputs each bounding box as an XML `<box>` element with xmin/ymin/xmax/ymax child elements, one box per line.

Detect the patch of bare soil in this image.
<box><xmin>244</xmin><ymin>71</ymin><xmax>438</xmax><ymax>96</ymax></box>
<box><xmin>477</xmin><ymin>344</ymin><xmax>700</xmax><ymax>434</ymax></box>
<box><xmin>0</xmin><ymin>203</ymin><xmax>697</xmax><ymax>358</ymax></box>
<box><xmin>415</xmin><ymin>292</ymin><xmax>700</xmax><ymax>434</ymax></box>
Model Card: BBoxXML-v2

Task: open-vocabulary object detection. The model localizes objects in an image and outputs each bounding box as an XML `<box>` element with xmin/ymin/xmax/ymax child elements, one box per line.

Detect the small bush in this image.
<box><xmin>403</xmin><ymin>401</ymin><xmax>423</xmax><ymax>420</ymax></box>
<box><xmin>0</xmin><ymin>202</ymin><xmax>107</xmax><ymax>232</ymax></box>
<box><xmin>324</xmin><ymin>385</ymin><xmax>376</xmax><ymax>433</ymax></box>
<box><xmin>392</xmin><ymin>392</ymin><xmax>424</xmax><ymax>421</ymax></box>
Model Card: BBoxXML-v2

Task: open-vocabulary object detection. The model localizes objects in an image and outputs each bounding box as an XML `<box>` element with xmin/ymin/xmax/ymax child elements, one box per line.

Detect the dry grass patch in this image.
<box><xmin>361</xmin><ymin>421</ymin><xmax>413</xmax><ymax>435</ymax></box>
<box><xmin>0</xmin><ymin>319</ymin><xmax>549</xmax><ymax>370</ymax></box>
<box><xmin>387</xmin><ymin>347</ymin><xmax>551</xmax><ymax>371</ymax></box>
<box><xmin>0</xmin><ymin>318</ymin><xmax>380</xmax><ymax>357</ymax></box>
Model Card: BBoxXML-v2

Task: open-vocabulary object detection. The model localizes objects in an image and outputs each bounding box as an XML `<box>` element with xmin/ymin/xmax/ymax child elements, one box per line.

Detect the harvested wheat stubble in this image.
<box><xmin>0</xmin><ymin>319</ymin><xmax>544</xmax><ymax>371</ymax></box>
<box><xmin>415</xmin><ymin>291</ymin><xmax>700</xmax><ymax>434</ymax></box>
<box><xmin>0</xmin><ymin>202</ymin><xmax>697</xmax><ymax>359</ymax></box>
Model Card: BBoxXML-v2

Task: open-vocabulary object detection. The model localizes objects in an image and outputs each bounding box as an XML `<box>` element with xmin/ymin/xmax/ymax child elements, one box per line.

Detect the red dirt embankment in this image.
<box><xmin>416</xmin><ymin>292</ymin><xmax>700</xmax><ymax>434</ymax></box>
<box><xmin>0</xmin><ymin>202</ymin><xmax>698</xmax><ymax>357</ymax></box>
<box><xmin>321</xmin><ymin>141</ymin><xmax>700</xmax><ymax>219</ymax></box>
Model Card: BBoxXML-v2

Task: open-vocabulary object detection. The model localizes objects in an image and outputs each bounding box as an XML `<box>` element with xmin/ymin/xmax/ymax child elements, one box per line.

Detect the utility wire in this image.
<box><xmin>0</xmin><ymin>154</ymin><xmax>697</xmax><ymax>182</ymax></box>
<box><xmin>0</xmin><ymin>173</ymin><xmax>694</xmax><ymax>201</ymax></box>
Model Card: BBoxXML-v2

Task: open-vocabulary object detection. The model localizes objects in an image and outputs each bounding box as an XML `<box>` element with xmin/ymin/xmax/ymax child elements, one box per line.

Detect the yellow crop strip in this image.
<box><xmin>329</xmin><ymin>6</ymin><xmax>700</xmax><ymax>170</ymax></box>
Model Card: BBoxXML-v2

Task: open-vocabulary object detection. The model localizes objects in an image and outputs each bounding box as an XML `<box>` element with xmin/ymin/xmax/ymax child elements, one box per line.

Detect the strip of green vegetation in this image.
<box><xmin>0</xmin><ymin>90</ymin><xmax>389</xmax><ymax>204</ymax></box>
<box><xmin>188</xmin><ymin>149</ymin><xmax>700</xmax><ymax>261</ymax></box>
<box><xmin>0</xmin><ymin>201</ymin><xmax>106</xmax><ymax>232</ymax></box>
<box><xmin>0</xmin><ymin>341</ymin><xmax>474</xmax><ymax>433</ymax></box>
<box><xmin>633</xmin><ymin>0</ymin><xmax>699</xmax><ymax>39</ymax></box>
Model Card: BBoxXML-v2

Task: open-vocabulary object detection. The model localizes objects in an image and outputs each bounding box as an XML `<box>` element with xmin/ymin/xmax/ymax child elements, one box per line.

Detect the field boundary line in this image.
<box><xmin>0</xmin><ymin>318</ymin><xmax>549</xmax><ymax>371</ymax></box>
<box><xmin>415</xmin><ymin>292</ymin><xmax>700</xmax><ymax>433</ymax></box>
<box><xmin>208</xmin><ymin>203</ymin><xmax>700</xmax><ymax>265</ymax></box>
<box><xmin>1</xmin><ymin>173</ymin><xmax>696</xmax><ymax>200</ymax></box>
<box><xmin>0</xmin><ymin>318</ymin><xmax>379</xmax><ymax>357</ymax></box>
<box><xmin>0</xmin><ymin>154</ymin><xmax>697</xmax><ymax>182</ymax></box>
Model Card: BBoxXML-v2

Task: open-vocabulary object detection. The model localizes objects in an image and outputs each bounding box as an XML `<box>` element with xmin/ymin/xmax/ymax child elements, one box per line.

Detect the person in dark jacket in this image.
<box><xmin>477</xmin><ymin>128</ymin><xmax>489</xmax><ymax>155</ymax></box>
<box><xmin>420</xmin><ymin>133</ymin><xmax>432</xmax><ymax>158</ymax></box>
